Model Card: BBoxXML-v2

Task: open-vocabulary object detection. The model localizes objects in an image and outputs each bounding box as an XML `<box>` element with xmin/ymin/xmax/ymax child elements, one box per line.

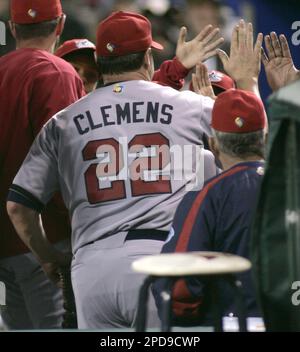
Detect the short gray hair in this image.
<box><xmin>213</xmin><ymin>129</ymin><xmax>265</xmax><ymax>159</ymax></box>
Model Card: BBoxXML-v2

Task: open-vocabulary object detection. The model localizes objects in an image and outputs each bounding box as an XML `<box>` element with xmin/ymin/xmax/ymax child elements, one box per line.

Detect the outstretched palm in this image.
<box><xmin>192</xmin><ymin>64</ymin><xmax>216</xmax><ymax>100</ymax></box>
<box><xmin>217</xmin><ymin>20</ymin><xmax>263</xmax><ymax>85</ymax></box>
<box><xmin>176</xmin><ymin>25</ymin><xmax>224</xmax><ymax>70</ymax></box>
<box><xmin>262</xmin><ymin>33</ymin><xmax>299</xmax><ymax>92</ymax></box>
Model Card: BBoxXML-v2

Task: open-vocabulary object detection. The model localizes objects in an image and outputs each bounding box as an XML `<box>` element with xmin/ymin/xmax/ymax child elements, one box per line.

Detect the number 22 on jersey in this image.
<box><xmin>82</xmin><ymin>133</ymin><xmax>172</xmax><ymax>204</ymax></box>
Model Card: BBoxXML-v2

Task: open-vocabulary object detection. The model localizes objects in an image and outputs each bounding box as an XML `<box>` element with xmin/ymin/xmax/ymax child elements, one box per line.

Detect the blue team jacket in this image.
<box><xmin>152</xmin><ymin>161</ymin><xmax>265</xmax><ymax>326</ymax></box>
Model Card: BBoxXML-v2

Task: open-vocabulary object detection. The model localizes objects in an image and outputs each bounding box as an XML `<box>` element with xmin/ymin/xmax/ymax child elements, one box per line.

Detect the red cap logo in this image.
<box><xmin>209</xmin><ymin>70</ymin><xmax>235</xmax><ymax>91</ymax></box>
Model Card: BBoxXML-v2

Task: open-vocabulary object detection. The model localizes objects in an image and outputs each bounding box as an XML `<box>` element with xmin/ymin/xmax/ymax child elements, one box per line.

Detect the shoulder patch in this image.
<box><xmin>113</xmin><ymin>84</ymin><xmax>124</xmax><ymax>93</ymax></box>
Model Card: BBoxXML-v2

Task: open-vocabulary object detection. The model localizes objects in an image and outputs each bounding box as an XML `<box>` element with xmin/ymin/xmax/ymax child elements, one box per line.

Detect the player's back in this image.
<box><xmin>0</xmin><ymin>48</ymin><xmax>83</xmax><ymax>258</ymax></box>
<box><xmin>19</xmin><ymin>80</ymin><xmax>215</xmax><ymax>253</ymax></box>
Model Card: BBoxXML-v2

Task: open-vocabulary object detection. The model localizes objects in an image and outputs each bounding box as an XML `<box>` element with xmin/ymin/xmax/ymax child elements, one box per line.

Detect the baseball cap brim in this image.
<box><xmin>151</xmin><ymin>40</ymin><xmax>164</xmax><ymax>51</ymax></box>
<box><xmin>55</xmin><ymin>39</ymin><xmax>96</xmax><ymax>58</ymax></box>
<box><xmin>56</xmin><ymin>45</ymin><xmax>95</xmax><ymax>58</ymax></box>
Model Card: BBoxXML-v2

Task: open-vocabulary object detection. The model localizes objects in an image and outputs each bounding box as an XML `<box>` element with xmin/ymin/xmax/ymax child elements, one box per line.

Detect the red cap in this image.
<box><xmin>189</xmin><ymin>69</ymin><xmax>235</xmax><ymax>93</ymax></box>
<box><xmin>212</xmin><ymin>89</ymin><xmax>266</xmax><ymax>133</ymax></box>
<box><xmin>10</xmin><ymin>0</ymin><xmax>63</xmax><ymax>24</ymax></box>
<box><xmin>55</xmin><ymin>39</ymin><xmax>96</xmax><ymax>58</ymax></box>
<box><xmin>208</xmin><ymin>70</ymin><xmax>235</xmax><ymax>91</ymax></box>
<box><xmin>96</xmin><ymin>11</ymin><xmax>163</xmax><ymax>57</ymax></box>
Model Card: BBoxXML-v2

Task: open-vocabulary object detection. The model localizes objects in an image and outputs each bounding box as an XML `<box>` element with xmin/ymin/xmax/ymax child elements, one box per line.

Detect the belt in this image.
<box><xmin>125</xmin><ymin>229</ymin><xmax>169</xmax><ymax>241</ymax></box>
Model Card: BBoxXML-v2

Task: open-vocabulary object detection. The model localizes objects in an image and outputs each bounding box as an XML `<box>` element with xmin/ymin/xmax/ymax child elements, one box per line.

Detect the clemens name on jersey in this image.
<box><xmin>73</xmin><ymin>101</ymin><xmax>173</xmax><ymax>135</ymax></box>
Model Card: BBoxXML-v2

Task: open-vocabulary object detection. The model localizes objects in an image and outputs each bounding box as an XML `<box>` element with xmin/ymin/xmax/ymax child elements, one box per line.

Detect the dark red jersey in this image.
<box><xmin>0</xmin><ymin>48</ymin><xmax>85</xmax><ymax>258</ymax></box>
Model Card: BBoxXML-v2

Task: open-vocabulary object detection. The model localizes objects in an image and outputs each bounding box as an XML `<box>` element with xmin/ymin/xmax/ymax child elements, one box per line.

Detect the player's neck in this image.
<box><xmin>102</xmin><ymin>70</ymin><xmax>152</xmax><ymax>85</ymax></box>
<box><xmin>16</xmin><ymin>37</ymin><xmax>57</xmax><ymax>54</ymax></box>
<box><xmin>220</xmin><ymin>154</ymin><xmax>264</xmax><ymax>171</ymax></box>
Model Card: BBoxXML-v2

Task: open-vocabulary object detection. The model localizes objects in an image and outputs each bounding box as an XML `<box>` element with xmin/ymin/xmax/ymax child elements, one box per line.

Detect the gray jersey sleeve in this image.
<box><xmin>13</xmin><ymin>118</ymin><xmax>59</xmax><ymax>205</ymax></box>
<box><xmin>179</xmin><ymin>91</ymin><xmax>214</xmax><ymax>137</ymax></box>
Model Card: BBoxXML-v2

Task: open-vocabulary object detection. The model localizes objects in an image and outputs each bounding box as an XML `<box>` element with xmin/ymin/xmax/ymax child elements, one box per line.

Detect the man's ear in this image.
<box><xmin>9</xmin><ymin>21</ymin><xmax>17</xmax><ymax>39</ymax></box>
<box><xmin>264</xmin><ymin>131</ymin><xmax>268</xmax><ymax>145</ymax></box>
<box><xmin>143</xmin><ymin>48</ymin><xmax>152</xmax><ymax>69</ymax></box>
<box><xmin>208</xmin><ymin>136</ymin><xmax>220</xmax><ymax>159</ymax></box>
<box><xmin>56</xmin><ymin>14</ymin><xmax>66</xmax><ymax>36</ymax></box>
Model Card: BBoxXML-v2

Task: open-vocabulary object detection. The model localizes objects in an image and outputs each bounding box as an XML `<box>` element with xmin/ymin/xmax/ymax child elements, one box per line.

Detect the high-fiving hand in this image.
<box><xmin>217</xmin><ymin>20</ymin><xmax>263</xmax><ymax>93</ymax></box>
<box><xmin>262</xmin><ymin>32</ymin><xmax>300</xmax><ymax>92</ymax></box>
<box><xmin>192</xmin><ymin>64</ymin><xmax>216</xmax><ymax>100</ymax></box>
<box><xmin>176</xmin><ymin>25</ymin><xmax>224</xmax><ymax>70</ymax></box>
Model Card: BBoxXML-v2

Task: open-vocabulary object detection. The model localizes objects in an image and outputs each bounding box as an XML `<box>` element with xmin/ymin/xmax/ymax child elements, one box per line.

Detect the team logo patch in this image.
<box><xmin>28</xmin><ymin>9</ymin><xmax>37</xmax><ymax>18</ymax></box>
<box><xmin>106</xmin><ymin>43</ymin><xmax>116</xmax><ymax>53</ymax></box>
<box><xmin>256</xmin><ymin>166</ymin><xmax>265</xmax><ymax>176</ymax></box>
<box><xmin>209</xmin><ymin>71</ymin><xmax>223</xmax><ymax>83</ymax></box>
<box><xmin>235</xmin><ymin>117</ymin><xmax>244</xmax><ymax>128</ymax></box>
<box><xmin>113</xmin><ymin>84</ymin><xmax>123</xmax><ymax>93</ymax></box>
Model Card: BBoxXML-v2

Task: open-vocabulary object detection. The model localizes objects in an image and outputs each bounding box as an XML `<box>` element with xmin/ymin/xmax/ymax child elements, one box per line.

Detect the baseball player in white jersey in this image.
<box><xmin>7</xmin><ymin>11</ymin><xmax>224</xmax><ymax>329</ymax></box>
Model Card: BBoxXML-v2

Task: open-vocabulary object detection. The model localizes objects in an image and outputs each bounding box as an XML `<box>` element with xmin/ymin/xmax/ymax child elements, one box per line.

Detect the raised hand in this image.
<box><xmin>217</xmin><ymin>20</ymin><xmax>263</xmax><ymax>92</ymax></box>
<box><xmin>176</xmin><ymin>25</ymin><xmax>224</xmax><ymax>70</ymax></box>
<box><xmin>262</xmin><ymin>32</ymin><xmax>300</xmax><ymax>92</ymax></box>
<box><xmin>192</xmin><ymin>64</ymin><xmax>216</xmax><ymax>100</ymax></box>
